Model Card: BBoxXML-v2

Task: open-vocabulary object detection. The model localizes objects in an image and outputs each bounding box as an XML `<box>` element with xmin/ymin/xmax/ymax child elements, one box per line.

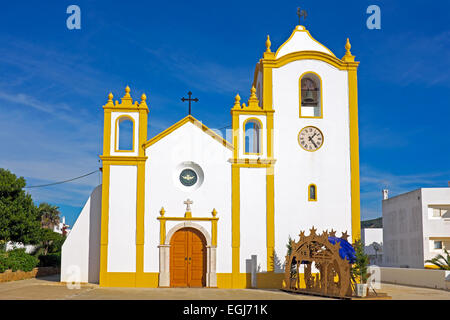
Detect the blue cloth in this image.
<box><xmin>328</xmin><ymin>237</ymin><xmax>356</xmax><ymax>264</ymax></box>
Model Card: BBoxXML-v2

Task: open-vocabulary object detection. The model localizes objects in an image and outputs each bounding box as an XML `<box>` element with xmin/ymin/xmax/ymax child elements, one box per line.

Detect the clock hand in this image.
<box><xmin>308</xmin><ymin>136</ymin><xmax>317</xmax><ymax>148</ymax></box>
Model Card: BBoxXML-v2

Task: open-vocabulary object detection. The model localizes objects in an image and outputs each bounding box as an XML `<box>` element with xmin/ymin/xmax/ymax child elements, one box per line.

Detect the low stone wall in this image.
<box><xmin>380</xmin><ymin>267</ymin><xmax>450</xmax><ymax>290</ymax></box>
<box><xmin>0</xmin><ymin>267</ymin><xmax>59</xmax><ymax>283</ymax></box>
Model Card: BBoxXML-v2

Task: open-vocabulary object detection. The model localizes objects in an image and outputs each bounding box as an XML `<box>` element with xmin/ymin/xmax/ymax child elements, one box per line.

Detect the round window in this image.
<box><xmin>179</xmin><ymin>168</ymin><xmax>198</xmax><ymax>187</ymax></box>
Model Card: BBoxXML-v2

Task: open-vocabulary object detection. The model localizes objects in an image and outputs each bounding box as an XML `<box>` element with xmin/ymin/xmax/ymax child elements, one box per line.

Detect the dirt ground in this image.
<box><xmin>0</xmin><ymin>275</ymin><xmax>449</xmax><ymax>300</ymax></box>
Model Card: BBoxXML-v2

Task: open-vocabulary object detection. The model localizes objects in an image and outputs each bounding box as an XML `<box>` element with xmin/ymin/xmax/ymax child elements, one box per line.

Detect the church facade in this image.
<box><xmin>61</xmin><ymin>24</ymin><xmax>361</xmax><ymax>288</ymax></box>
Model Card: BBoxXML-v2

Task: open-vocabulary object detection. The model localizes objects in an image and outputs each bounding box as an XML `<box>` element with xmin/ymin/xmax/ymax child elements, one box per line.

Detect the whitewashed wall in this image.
<box><xmin>272</xmin><ymin>59</ymin><xmax>352</xmax><ymax>266</ymax></box>
<box><xmin>383</xmin><ymin>188</ymin><xmax>450</xmax><ymax>268</ymax></box>
<box><xmin>382</xmin><ymin>189</ymin><xmax>424</xmax><ymax>268</ymax></box>
<box><xmin>275</xmin><ymin>26</ymin><xmax>334</xmax><ymax>59</ymax></box>
<box><xmin>107</xmin><ymin>165</ymin><xmax>137</xmax><ymax>272</ymax></box>
<box><xmin>61</xmin><ymin>185</ymin><xmax>102</xmax><ymax>283</ymax></box>
<box><xmin>421</xmin><ymin>188</ymin><xmax>450</xmax><ymax>263</ymax></box>
<box><xmin>239</xmin><ymin>168</ymin><xmax>267</xmax><ymax>272</ymax></box>
<box><xmin>144</xmin><ymin>121</ymin><xmax>232</xmax><ymax>273</ymax></box>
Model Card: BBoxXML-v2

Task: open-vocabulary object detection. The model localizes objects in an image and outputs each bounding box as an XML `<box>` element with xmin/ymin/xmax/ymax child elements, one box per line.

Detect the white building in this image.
<box><xmin>382</xmin><ymin>187</ymin><xmax>450</xmax><ymax>268</ymax></box>
<box><xmin>361</xmin><ymin>228</ymin><xmax>383</xmax><ymax>265</ymax></box>
<box><xmin>53</xmin><ymin>216</ymin><xmax>71</xmax><ymax>236</ymax></box>
<box><xmin>61</xmin><ymin>23</ymin><xmax>362</xmax><ymax>288</ymax></box>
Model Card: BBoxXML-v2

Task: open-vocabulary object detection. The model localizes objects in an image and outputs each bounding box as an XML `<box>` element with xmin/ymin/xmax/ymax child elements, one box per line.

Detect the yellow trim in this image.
<box><xmin>262</xmin><ymin>60</ymin><xmax>274</xmax><ymax>112</ymax></box>
<box><xmin>348</xmin><ymin>69</ymin><xmax>361</xmax><ymax>242</ymax></box>
<box><xmin>99</xmin><ymin>164</ymin><xmax>110</xmax><ymax>286</ymax></box>
<box><xmin>102</xmin><ymin>86</ymin><xmax>149</xmax><ymax>113</ymax></box>
<box><xmin>157</xmin><ymin>216</ymin><xmax>219</xmax><ymax>222</ymax></box>
<box><xmin>231</xmin><ymin>109</ymin><xmax>274</xmax><ymax>115</ymax></box>
<box><xmin>266</xmin><ymin>51</ymin><xmax>359</xmax><ymax>71</ymax></box>
<box><xmin>114</xmin><ymin>115</ymin><xmax>135</xmax><ymax>153</ymax></box>
<box><xmin>138</xmin><ymin>107</ymin><xmax>147</xmax><ymax>158</ymax></box>
<box><xmin>299</xmin><ymin>71</ymin><xmax>323</xmax><ymax>119</ymax></box>
<box><xmin>212</xmin><ymin>219</ymin><xmax>218</xmax><ymax>247</ymax></box>
<box><xmin>267</xmin><ymin>113</ymin><xmax>274</xmax><ymax>159</ymax></box>
<box><xmin>136</xmin><ymin>161</ymin><xmax>145</xmax><ymax>282</ymax></box>
<box><xmin>144</xmin><ymin>115</ymin><xmax>233</xmax><ymax>150</ymax></box>
<box><xmin>308</xmin><ymin>183</ymin><xmax>317</xmax><ymax>201</ymax></box>
<box><xmin>232</xmin><ymin>111</ymin><xmax>239</xmax><ymax>159</ymax></box>
<box><xmin>266</xmin><ymin>165</ymin><xmax>275</xmax><ymax>271</ymax></box>
<box><xmin>231</xmin><ymin>164</ymin><xmax>240</xmax><ymax>287</ymax></box>
<box><xmin>102</xmin><ymin>110</ymin><xmax>112</xmax><ymax>157</ymax></box>
<box><xmin>157</xmin><ymin>214</ymin><xmax>219</xmax><ymax>246</ymax></box>
<box><xmin>275</xmin><ymin>26</ymin><xmax>336</xmax><ymax>58</ymax></box>
<box><xmin>228</xmin><ymin>158</ymin><xmax>276</xmax><ymax>167</ymax></box>
<box><xmin>243</xmin><ymin>117</ymin><xmax>263</xmax><ymax>155</ymax></box>
<box><xmin>298</xmin><ymin>126</ymin><xmax>324</xmax><ymax>152</ymax></box>
<box><xmin>103</xmin><ymin>107</ymin><xmax>146</xmax><ymax>113</ymax></box>
<box><xmin>100</xmin><ymin>156</ymin><xmax>147</xmax><ymax>165</ymax></box>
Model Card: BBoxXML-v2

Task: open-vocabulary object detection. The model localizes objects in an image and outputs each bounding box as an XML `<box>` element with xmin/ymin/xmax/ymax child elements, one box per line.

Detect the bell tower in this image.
<box><xmin>230</xmin><ymin>47</ymin><xmax>276</xmax><ymax>285</ymax></box>
<box><xmin>99</xmin><ymin>86</ymin><xmax>149</xmax><ymax>286</ymax></box>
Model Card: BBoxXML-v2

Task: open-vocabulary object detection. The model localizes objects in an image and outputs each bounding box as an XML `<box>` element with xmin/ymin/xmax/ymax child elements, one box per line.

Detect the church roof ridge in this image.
<box><xmin>143</xmin><ymin>115</ymin><xmax>233</xmax><ymax>151</ymax></box>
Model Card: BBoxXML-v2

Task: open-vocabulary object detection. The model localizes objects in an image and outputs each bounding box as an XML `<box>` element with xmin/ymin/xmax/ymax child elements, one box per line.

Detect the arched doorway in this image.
<box><xmin>170</xmin><ymin>227</ymin><xmax>206</xmax><ymax>287</ymax></box>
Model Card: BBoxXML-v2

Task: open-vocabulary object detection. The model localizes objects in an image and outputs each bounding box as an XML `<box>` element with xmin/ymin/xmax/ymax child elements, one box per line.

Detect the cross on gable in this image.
<box><xmin>181</xmin><ymin>91</ymin><xmax>199</xmax><ymax>115</ymax></box>
<box><xmin>184</xmin><ymin>199</ymin><xmax>193</xmax><ymax>212</ymax></box>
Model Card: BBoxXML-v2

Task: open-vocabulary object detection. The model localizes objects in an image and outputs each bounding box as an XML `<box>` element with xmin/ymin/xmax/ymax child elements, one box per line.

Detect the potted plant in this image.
<box><xmin>351</xmin><ymin>240</ymin><xmax>370</xmax><ymax>297</ymax></box>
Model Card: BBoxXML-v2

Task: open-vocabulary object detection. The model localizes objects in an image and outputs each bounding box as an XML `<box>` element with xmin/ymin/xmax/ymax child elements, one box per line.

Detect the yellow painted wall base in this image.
<box><xmin>257</xmin><ymin>272</ymin><xmax>284</xmax><ymax>288</ymax></box>
<box><xmin>100</xmin><ymin>272</ymin><xmax>159</xmax><ymax>288</ymax></box>
<box><xmin>217</xmin><ymin>272</ymin><xmax>284</xmax><ymax>289</ymax></box>
<box><xmin>99</xmin><ymin>272</ymin><xmax>288</xmax><ymax>289</ymax></box>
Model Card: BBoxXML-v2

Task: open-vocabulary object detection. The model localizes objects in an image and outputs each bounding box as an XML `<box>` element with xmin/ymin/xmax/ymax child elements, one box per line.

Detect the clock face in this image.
<box><xmin>179</xmin><ymin>169</ymin><xmax>198</xmax><ymax>187</ymax></box>
<box><xmin>298</xmin><ymin>126</ymin><xmax>324</xmax><ymax>151</ymax></box>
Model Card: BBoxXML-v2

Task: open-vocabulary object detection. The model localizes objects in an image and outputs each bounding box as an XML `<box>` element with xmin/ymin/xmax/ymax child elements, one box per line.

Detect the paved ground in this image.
<box><xmin>0</xmin><ymin>275</ymin><xmax>449</xmax><ymax>300</ymax></box>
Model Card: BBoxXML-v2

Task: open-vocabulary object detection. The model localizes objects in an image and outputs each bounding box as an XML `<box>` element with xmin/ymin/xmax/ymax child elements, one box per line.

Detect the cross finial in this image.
<box><xmin>297</xmin><ymin>7</ymin><xmax>307</xmax><ymax>26</ymax></box>
<box><xmin>183</xmin><ymin>199</ymin><xmax>193</xmax><ymax>212</ymax></box>
<box><xmin>181</xmin><ymin>91</ymin><xmax>199</xmax><ymax>115</ymax></box>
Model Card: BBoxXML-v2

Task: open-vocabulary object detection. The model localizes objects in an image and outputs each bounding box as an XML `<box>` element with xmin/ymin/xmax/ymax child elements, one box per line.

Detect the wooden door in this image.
<box><xmin>170</xmin><ymin>228</ymin><xmax>206</xmax><ymax>287</ymax></box>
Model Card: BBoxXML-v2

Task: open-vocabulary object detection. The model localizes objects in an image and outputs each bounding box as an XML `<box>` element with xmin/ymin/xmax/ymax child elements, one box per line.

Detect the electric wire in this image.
<box><xmin>24</xmin><ymin>170</ymin><xmax>100</xmax><ymax>188</ymax></box>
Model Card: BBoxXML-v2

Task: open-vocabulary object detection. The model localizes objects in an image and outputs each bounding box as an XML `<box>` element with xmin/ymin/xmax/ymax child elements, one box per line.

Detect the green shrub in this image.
<box><xmin>39</xmin><ymin>252</ymin><xmax>60</xmax><ymax>267</ymax></box>
<box><xmin>0</xmin><ymin>251</ymin><xmax>8</xmax><ymax>273</ymax></box>
<box><xmin>3</xmin><ymin>249</ymin><xmax>39</xmax><ymax>272</ymax></box>
<box><xmin>351</xmin><ymin>240</ymin><xmax>370</xmax><ymax>284</ymax></box>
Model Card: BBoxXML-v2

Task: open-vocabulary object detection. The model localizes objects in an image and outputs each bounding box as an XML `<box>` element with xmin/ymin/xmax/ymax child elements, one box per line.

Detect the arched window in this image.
<box><xmin>308</xmin><ymin>184</ymin><xmax>317</xmax><ymax>201</ymax></box>
<box><xmin>116</xmin><ymin>116</ymin><xmax>134</xmax><ymax>151</ymax></box>
<box><xmin>300</xmin><ymin>72</ymin><xmax>322</xmax><ymax>118</ymax></box>
<box><xmin>244</xmin><ymin>118</ymin><xmax>262</xmax><ymax>155</ymax></box>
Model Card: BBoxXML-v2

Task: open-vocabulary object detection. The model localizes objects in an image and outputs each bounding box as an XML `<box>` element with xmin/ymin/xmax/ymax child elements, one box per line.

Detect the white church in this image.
<box><xmin>61</xmin><ymin>23</ymin><xmax>361</xmax><ymax>288</ymax></box>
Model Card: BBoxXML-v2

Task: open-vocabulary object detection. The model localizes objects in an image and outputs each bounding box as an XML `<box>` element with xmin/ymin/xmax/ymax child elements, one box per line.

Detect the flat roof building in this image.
<box><xmin>382</xmin><ymin>187</ymin><xmax>450</xmax><ymax>268</ymax></box>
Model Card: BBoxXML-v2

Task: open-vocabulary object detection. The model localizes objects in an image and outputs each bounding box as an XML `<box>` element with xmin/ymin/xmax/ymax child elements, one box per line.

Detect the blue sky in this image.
<box><xmin>0</xmin><ymin>0</ymin><xmax>449</xmax><ymax>226</ymax></box>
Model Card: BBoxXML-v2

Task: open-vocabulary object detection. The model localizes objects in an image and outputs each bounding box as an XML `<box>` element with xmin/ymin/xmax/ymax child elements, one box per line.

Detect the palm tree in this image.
<box><xmin>38</xmin><ymin>203</ymin><xmax>60</xmax><ymax>230</ymax></box>
<box><xmin>425</xmin><ymin>248</ymin><xmax>450</xmax><ymax>270</ymax></box>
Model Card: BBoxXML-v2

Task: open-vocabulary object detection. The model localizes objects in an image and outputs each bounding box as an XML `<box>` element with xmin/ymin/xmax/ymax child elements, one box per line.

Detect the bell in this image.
<box><xmin>303</xmin><ymin>90</ymin><xmax>316</xmax><ymax>104</ymax></box>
